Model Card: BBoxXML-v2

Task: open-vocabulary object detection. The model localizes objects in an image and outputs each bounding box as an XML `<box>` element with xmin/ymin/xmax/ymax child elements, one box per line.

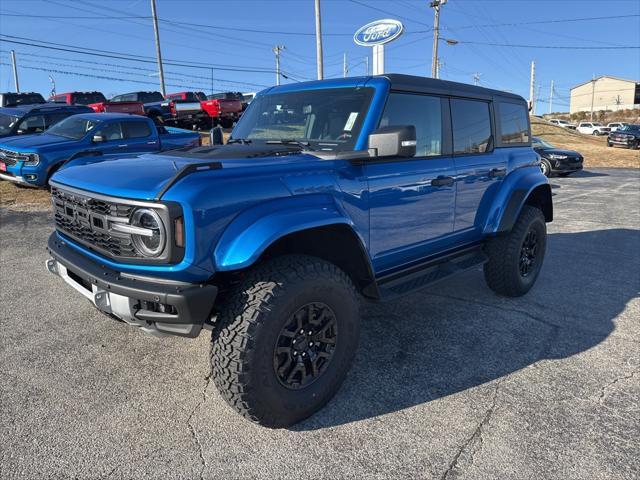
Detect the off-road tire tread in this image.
<box><xmin>210</xmin><ymin>254</ymin><xmax>359</xmax><ymax>427</ymax></box>
<box><xmin>483</xmin><ymin>205</ymin><xmax>545</xmax><ymax>297</ymax></box>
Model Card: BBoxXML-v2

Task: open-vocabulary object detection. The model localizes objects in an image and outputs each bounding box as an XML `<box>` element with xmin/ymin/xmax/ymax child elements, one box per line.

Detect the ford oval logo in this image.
<box><xmin>354</xmin><ymin>19</ymin><xmax>404</xmax><ymax>46</ymax></box>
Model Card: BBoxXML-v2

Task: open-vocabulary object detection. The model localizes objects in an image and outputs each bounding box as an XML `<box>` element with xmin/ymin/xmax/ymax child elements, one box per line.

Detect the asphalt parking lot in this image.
<box><xmin>1</xmin><ymin>168</ymin><xmax>638</xmax><ymax>480</ymax></box>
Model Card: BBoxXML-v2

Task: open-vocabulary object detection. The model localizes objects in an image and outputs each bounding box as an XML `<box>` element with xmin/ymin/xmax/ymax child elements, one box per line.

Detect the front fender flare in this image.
<box><xmin>482</xmin><ymin>166</ymin><xmax>552</xmax><ymax>235</ymax></box>
<box><xmin>213</xmin><ymin>196</ymin><xmax>355</xmax><ymax>271</ymax></box>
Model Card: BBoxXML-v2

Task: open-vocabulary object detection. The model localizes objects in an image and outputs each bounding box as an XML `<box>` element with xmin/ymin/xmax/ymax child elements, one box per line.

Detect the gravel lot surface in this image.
<box><xmin>1</xmin><ymin>168</ymin><xmax>638</xmax><ymax>479</ymax></box>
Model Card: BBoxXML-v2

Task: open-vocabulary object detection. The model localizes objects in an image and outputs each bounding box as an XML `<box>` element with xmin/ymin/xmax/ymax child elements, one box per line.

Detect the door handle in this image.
<box><xmin>117</xmin><ymin>144</ymin><xmax>129</xmax><ymax>148</ymax></box>
<box><xmin>489</xmin><ymin>167</ymin><xmax>507</xmax><ymax>178</ymax></box>
<box><xmin>431</xmin><ymin>175</ymin><xmax>455</xmax><ymax>187</ymax></box>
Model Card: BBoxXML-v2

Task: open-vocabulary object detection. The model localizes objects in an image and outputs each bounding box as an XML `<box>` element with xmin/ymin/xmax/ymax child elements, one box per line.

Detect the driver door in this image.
<box><xmin>365</xmin><ymin>93</ymin><xmax>455</xmax><ymax>274</ymax></box>
<box><xmin>91</xmin><ymin>122</ymin><xmax>127</xmax><ymax>154</ymax></box>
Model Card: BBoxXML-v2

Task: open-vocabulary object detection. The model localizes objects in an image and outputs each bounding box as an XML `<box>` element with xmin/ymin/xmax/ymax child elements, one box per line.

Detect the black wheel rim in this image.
<box><xmin>273</xmin><ymin>302</ymin><xmax>338</xmax><ymax>390</ymax></box>
<box><xmin>519</xmin><ymin>229</ymin><xmax>539</xmax><ymax>277</ymax></box>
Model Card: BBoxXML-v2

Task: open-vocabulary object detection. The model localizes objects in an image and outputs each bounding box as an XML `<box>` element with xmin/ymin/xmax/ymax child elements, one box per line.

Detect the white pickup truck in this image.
<box><xmin>576</xmin><ymin>122</ymin><xmax>611</xmax><ymax>135</ymax></box>
<box><xmin>549</xmin><ymin>118</ymin><xmax>576</xmax><ymax>129</ymax></box>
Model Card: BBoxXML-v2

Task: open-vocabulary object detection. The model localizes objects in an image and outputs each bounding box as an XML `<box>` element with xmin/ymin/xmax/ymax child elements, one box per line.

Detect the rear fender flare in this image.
<box><xmin>482</xmin><ymin>166</ymin><xmax>553</xmax><ymax>235</ymax></box>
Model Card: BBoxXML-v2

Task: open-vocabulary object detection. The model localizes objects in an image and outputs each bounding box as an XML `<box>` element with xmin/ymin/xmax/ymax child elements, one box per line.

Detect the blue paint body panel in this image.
<box><xmin>44</xmin><ymin>75</ymin><xmax>551</xmax><ymax>291</ymax></box>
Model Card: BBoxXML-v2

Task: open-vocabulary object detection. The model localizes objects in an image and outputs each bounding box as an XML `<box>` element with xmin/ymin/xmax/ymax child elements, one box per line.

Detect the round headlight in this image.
<box><xmin>131</xmin><ymin>208</ymin><xmax>165</xmax><ymax>257</ymax></box>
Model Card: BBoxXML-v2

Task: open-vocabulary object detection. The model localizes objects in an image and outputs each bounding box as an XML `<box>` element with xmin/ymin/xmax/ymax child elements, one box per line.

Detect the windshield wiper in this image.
<box><xmin>265</xmin><ymin>139</ymin><xmax>315</xmax><ymax>151</ymax></box>
<box><xmin>227</xmin><ymin>138</ymin><xmax>252</xmax><ymax>144</ymax></box>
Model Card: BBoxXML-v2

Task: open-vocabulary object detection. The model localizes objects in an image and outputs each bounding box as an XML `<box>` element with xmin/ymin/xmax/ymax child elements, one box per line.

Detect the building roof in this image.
<box><xmin>571</xmin><ymin>76</ymin><xmax>640</xmax><ymax>91</ymax></box>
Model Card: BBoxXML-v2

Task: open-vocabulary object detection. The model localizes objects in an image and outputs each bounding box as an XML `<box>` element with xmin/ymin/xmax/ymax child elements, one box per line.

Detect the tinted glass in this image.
<box><xmin>498</xmin><ymin>102</ymin><xmax>529</xmax><ymax>144</ymax></box>
<box><xmin>451</xmin><ymin>99</ymin><xmax>492</xmax><ymax>154</ymax></box>
<box><xmin>138</xmin><ymin>92</ymin><xmax>164</xmax><ymax>103</ymax></box>
<box><xmin>4</xmin><ymin>93</ymin><xmax>46</xmax><ymax>106</ymax></box>
<box><xmin>47</xmin><ymin>116</ymin><xmax>100</xmax><ymax>139</ymax></box>
<box><xmin>95</xmin><ymin>122</ymin><xmax>124</xmax><ymax>141</ymax></box>
<box><xmin>0</xmin><ymin>113</ymin><xmax>20</xmax><ymax>135</ymax></box>
<box><xmin>44</xmin><ymin>112</ymin><xmax>72</xmax><ymax>128</ymax></box>
<box><xmin>17</xmin><ymin>115</ymin><xmax>45</xmax><ymax>134</ymax></box>
<box><xmin>123</xmin><ymin>121</ymin><xmax>151</xmax><ymax>139</ymax></box>
<box><xmin>379</xmin><ymin>93</ymin><xmax>442</xmax><ymax>156</ymax></box>
<box><xmin>73</xmin><ymin>92</ymin><xmax>106</xmax><ymax>105</ymax></box>
<box><xmin>232</xmin><ymin>87</ymin><xmax>374</xmax><ymax>151</ymax></box>
<box><xmin>51</xmin><ymin>95</ymin><xmax>67</xmax><ymax>103</ymax></box>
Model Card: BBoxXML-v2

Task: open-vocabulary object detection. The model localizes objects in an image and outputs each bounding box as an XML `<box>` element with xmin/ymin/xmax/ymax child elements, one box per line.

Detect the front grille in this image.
<box><xmin>51</xmin><ymin>187</ymin><xmax>141</xmax><ymax>259</ymax></box>
<box><xmin>0</xmin><ymin>148</ymin><xmax>31</xmax><ymax>166</ymax></box>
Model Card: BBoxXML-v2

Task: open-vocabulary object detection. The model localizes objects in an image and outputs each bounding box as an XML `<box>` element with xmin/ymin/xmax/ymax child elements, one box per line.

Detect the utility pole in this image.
<box><xmin>548</xmin><ymin>80</ymin><xmax>554</xmax><ymax>114</ymax></box>
<box><xmin>48</xmin><ymin>75</ymin><xmax>56</xmax><ymax>97</ymax></box>
<box><xmin>365</xmin><ymin>56</ymin><xmax>369</xmax><ymax>75</ymax></box>
<box><xmin>10</xmin><ymin>50</ymin><xmax>20</xmax><ymax>92</ymax></box>
<box><xmin>273</xmin><ymin>45</ymin><xmax>285</xmax><ymax>86</ymax></box>
<box><xmin>528</xmin><ymin>60</ymin><xmax>535</xmax><ymax>113</ymax></box>
<box><xmin>314</xmin><ymin>0</ymin><xmax>324</xmax><ymax>80</ymax></box>
<box><xmin>472</xmin><ymin>72</ymin><xmax>481</xmax><ymax>86</ymax></box>
<box><xmin>429</xmin><ymin>0</ymin><xmax>446</xmax><ymax>79</ymax></box>
<box><xmin>150</xmin><ymin>0</ymin><xmax>166</xmax><ymax>96</ymax></box>
<box><xmin>590</xmin><ymin>76</ymin><xmax>596</xmax><ymax>121</ymax></box>
<box><xmin>343</xmin><ymin>53</ymin><xmax>348</xmax><ymax>78</ymax></box>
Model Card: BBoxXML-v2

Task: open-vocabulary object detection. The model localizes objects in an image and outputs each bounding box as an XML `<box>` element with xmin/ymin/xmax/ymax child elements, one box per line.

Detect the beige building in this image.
<box><xmin>569</xmin><ymin>76</ymin><xmax>640</xmax><ymax>114</ymax></box>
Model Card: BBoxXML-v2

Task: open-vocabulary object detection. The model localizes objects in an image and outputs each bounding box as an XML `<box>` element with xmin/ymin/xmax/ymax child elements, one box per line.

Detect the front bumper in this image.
<box><xmin>46</xmin><ymin>233</ymin><xmax>217</xmax><ymax>338</ymax></box>
<box><xmin>0</xmin><ymin>171</ymin><xmax>34</xmax><ymax>186</ymax></box>
<box><xmin>608</xmin><ymin>138</ymin><xmax>636</xmax><ymax>147</ymax></box>
<box><xmin>549</xmin><ymin>157</ymin><xmax>583</xmax><ymax>173</ymax></box>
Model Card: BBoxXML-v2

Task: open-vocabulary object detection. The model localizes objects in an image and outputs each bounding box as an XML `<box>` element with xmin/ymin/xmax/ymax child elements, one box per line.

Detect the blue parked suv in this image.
<box><xmin>45</xmin><ymin>74</ymin><xmax>552</xmax><ymax>427</ymax></box>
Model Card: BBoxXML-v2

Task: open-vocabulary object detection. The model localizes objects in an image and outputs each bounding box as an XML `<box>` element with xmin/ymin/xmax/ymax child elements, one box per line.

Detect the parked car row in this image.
<box><xmin>0</xmin><ymin>112</ymin><xmax>201</xmax><ymax>187</ymax></box>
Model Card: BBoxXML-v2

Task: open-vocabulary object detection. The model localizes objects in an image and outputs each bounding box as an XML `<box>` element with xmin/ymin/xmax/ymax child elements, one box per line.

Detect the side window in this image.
<box><xmin>123</xmin><ymin>121</ymin><xmax>152</xmax><ymax>139</ymax></box>
<box><xmin>379</xmin><ymin>93</ymin><xmax>442</xmax><ymax>156</ymax></box>
<box><xmin>44</xmin><ymin>112</ymin><xmax>71</xmax><ymax>128</ymax></box>
<box><xmin>498</xmin><ymin>102</ymin><xmax>529</xmax><ymax>144</ymax></box>
<box><xmin>17</xmin><ymin>115</ymin><xmax>46</xmax><ymax>134</ymax></box>
<box><xmin>95</xmin><ymin>122</ymin><xmax>124</xmax><ymax>141</ymax></box>
<box><xmin>110</xmin><ymin>95</ymin><xmax>122</xmax><ymax>102</ymax></box>
<box><xmin>451</xmin><ymin>98</ymin><xmax>492</xmax><ymax>154</ymax></box>
<box><xmin>52</xmin><ymin>95</ymin><xmax>66</xmax><ymax>103</ymax></box>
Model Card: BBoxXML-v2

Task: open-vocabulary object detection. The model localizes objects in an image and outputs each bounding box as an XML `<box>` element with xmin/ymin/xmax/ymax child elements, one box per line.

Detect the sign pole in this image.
<box><xmin>372</xmin><ymin>45</ymin><xmax>384</xmax><ymax>75</ymax></box>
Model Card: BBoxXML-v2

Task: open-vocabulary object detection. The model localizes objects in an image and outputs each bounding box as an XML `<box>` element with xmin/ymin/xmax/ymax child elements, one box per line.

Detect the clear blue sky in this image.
<box><xmin>1</xmin><ymin>0</ymin><xmax>639</xmax><ymax>113</ymax></box>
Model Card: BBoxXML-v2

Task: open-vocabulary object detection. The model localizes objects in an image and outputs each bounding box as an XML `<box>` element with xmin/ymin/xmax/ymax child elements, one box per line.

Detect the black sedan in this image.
<box><xmin>532</xmin><ymin>136</ymin><xmax>584</xmax><ymax>177</ymax></box>
<box><xmin>607</xmin><ymin>124</ymin><xmax>640</xmax><ymax>149</ymax></box>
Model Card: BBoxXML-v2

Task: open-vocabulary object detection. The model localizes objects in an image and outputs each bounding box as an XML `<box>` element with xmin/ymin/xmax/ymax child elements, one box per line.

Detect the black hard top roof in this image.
<box><xmin>380</xmin><ymin>74</ymin><xmax>526</xmax><ymax>103</ymax></box>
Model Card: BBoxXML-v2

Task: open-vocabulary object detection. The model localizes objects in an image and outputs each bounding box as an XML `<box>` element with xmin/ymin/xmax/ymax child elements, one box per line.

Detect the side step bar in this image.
<box><xmin>377</xmin><ymin>245</ymin><xmax>488</xmax><ymax>301</ymax></box>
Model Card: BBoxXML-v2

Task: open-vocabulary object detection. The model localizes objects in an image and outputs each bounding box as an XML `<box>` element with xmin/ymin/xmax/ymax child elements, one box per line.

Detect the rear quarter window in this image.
<box><xmin>498</xmin><ymin>102</ymin><xmax>529</xmax><ymax>145</ymax></box>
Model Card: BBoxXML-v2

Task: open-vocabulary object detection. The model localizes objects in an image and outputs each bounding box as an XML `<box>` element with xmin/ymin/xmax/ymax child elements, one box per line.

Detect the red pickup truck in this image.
<box><xmin>202</xmin><ymin>92</ymin><xmax>243</xmax><ymax>128</ymax></box>
<box><xmin>49</xmin><ymin>91</ymin><xmax>145</xmax><ymax>115</ymax></box>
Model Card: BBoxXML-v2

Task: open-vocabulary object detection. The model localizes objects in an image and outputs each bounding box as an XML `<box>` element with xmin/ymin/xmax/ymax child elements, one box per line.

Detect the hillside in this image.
<box><xmin>531</xmin><ymin>116</ymin><xmax>639</xmax><ymax>168</ymax></box>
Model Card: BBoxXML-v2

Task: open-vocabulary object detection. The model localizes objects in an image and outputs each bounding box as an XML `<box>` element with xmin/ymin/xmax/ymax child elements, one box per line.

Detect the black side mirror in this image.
<box><xmin>210</xmin><ymin>126</ymin><xmax>224</xmax><ymax>146</ymax></box>
<box><xmin>368</xmin><ymin>125</ymin><xmax>416</xmax><ymax>158</ymax></box>
<box><xmin>92</xmin><ymin>135</ymin><xmax>106</xmax><ymax>143</ymax></box>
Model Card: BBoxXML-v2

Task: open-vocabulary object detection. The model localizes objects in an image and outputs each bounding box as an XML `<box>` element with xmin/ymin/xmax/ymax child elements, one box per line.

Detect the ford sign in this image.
<box><xmin>354</xmin><ymin>19</ymin><xmax>404</xmax><ymax>47</ymax></box>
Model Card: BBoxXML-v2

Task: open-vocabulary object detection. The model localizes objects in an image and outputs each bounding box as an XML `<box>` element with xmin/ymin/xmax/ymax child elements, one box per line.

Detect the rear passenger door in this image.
<box><xmin>366</xmin><ymin>92</ymin><xmax>456</xmax><ymax>273</ymax></box>
<box><xmin>121</xmin><ymin>120</ymin><xmax>157</xmax><ymax>153</ymax></box>
<box><xmin>450</xmin><ymin>98</ymin><xmax>505</xmax><ymax>238</ymax></box>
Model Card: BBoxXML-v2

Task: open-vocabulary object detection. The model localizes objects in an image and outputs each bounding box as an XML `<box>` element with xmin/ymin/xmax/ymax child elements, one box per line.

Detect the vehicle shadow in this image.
<box><xmin>294</xmin><ymin>228</ymin><xmax>639</xmax><ymax>430</ymax></box>
<box><xmin>557</xmin><ymin>170</ymin><xmax>609</xmax><ymax>178</ymax></box>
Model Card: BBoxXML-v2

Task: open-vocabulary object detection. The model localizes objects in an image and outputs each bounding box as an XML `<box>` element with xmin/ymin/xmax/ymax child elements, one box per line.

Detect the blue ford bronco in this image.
<box><xmin>46</xmin><ymin>74</ymin><xmax>551</xmax><ymax>427</ymax></box>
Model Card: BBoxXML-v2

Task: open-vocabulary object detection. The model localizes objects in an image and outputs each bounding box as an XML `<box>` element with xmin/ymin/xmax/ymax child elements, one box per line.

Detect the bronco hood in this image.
<box><xmin>50</xmin><ymin>145</ymin><xmax>321</xmax><ymax>200</ymax></box>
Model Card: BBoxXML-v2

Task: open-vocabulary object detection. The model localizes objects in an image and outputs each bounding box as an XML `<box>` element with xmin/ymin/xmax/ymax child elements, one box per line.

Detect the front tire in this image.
<box><xmin>484</xmin><ymin>206</ymin><xmax>547</xmax><ymax>297</ymax></box>
<box><xmin>211</xmin><ymin>255</ymin><xmax>360</xmax><ymax>428</ymax></box>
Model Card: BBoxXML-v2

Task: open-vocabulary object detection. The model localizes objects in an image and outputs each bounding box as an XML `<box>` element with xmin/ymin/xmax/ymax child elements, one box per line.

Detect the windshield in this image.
<box><xmin>592</xmin><ymin>123</ymin><xmax>603</xmax><ymax>126</ymax></box>
<box><xmin>619</xmin><ymin>124</ymin><xmax>639</xmax><ymax>132</ymax></box>
<box><xmin>139</xmin><ymin>92</ymin><xmax>164</xmax><ymax>103</ymax></box>
<box><xmin>4</xmin><ymin>93</ymin><xmax>46</xmax><ymax>106</ymax></box>
<box><xmin>532</xmin><ymin>137</ymin><xmax>554</xmax><ymax>149</ymax></box>
<box><xmin>0</xmin><ymin>113</ymin><xmax>20</xmax><ymax>135</ymax></box>
<box><xmin>47</xmin><ymin>116</ymin><xmax>100</xmax><ymax>139</ymax></box>
<box><xmin>231</xmin><ymin>87</ymin><xmax>375</xmax><ymax>151</ymax></box>
<box><xmin>74</xmin><ymin>93</ymin><xmax>106</xmax><ymax>105</ymax></box>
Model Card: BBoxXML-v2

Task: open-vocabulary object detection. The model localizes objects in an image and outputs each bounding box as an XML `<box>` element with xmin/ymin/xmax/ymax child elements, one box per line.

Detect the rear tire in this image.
<box><xmin>211</xmin><ymin>255</ymin><xmax>360</xmax><ymax>428</ymax></box>
<box><xmin>484</xmin><ymin>206</ymin><xmax>547</xmax><ymax>297</ymax></box>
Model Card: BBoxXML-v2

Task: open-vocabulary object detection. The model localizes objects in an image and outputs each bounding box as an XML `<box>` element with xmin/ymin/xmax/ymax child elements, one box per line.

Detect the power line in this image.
<box><xmin>454</xmin><ymin>41</ymin><xmax>640</xmax><ymax>49</ymax></box>
<box><xmin>0</xmin><ymin>35</ymin><xmax>278</xmax><ymax>72</ymax></box>
<box><xmin>348</xmin><ymin>0</ymin><xmax>432</xmax><ymax>28</ymax></box>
